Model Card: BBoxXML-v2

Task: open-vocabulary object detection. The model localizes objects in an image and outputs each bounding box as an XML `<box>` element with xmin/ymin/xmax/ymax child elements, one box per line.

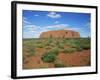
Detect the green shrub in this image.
<box><xmin>37</xmin><ymin>44</ymin><xmax>44</xmax><ymax>48</ymax></box>
<box><xmin>76</xmin><ymin>46</ymin><xmax>83</xmax><ymax>51</ymax></box>
<box><xmin>81</xmin><ymin>44</ymin><xmax>90</xmax><ymax>50</ymax></box>
<box><xmin>26</xmin><ymin>46</ymin><xmax>35</xmax><ymax>57</ymax></box>
<box><xmin>71</xmin><ymin>44</ymin><xmax>83</xmax><ymax>51</ymax></box>
<box><xmin>49</xmin><ymin>48</ymin><xmax>59</xmax><ymax>55</ymax></box>
<box><xmin>48</xmin><ymin>38</ymin><xmax>53</xmax><ymax>43</ymax></box>
<box><xmin>63</xmin><ymin>48</ymin><xmax>77</xmax><ymax>53</ymax></box>
<box><xmin>36</xmin><ymin>41</ymin><xmax>42</xmax><ymax>44</ymax></box>
<box><xmin>55</xmin><ymin>63</ymin><xmax>66</xmax><ymax>68</ymax></box>
<box><xmin>41</xmin><ymin>48</ymin><xmax>59</xmax><ymax>63</ymax></box>
<box><xmin>58</xmin><ymin>44</ymin><xmax>64</xmax><ymax>49</ymax></box>
<box><xmin>45</xmin><ymin>42</ymin><xmax>50</xmax><ymax>46</ymax></box>
<box><xmin>54</xmin><ymin>59</ymin><xmax>66</xmax><ymax>68</ymax></box>
<box><xmin>55</xmin><ymin>41</ymin><xmax>60</xmax><ymax>45</ymax></box>
<box><xmin>28</xmin><ymin>51</ymin><xmax>35</xmax><ymax>57</ymax></box>
<box><xmin>45</xmin><ymin>46</ymin><xmax>52</xmax><ymax>50</ymax></box>
<box><xmin>70</xmin><ymin>41</ymin><xmax>90</xmax><ymax>51</ymax></box>
<box><xmin>41</xmin><ymin>52</ymin><xmax>56</xmax><ymax>63</ymax></box>
<box><xmin>73</xmin><ymin>43</ymin><xmax>90</xmax><ymax>50</ymax></box>
<box><xmin>50</xmin><ymin>43</ymin><xmax>55</xmax><ymax>47</ymax></box>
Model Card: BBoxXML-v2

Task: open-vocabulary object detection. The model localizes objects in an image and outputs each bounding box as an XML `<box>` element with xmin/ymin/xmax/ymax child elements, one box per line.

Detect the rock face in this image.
<box><xmin>40</xmin><ymin>30</ymin><xmax>80</xmax><ymax>38</ymax></box>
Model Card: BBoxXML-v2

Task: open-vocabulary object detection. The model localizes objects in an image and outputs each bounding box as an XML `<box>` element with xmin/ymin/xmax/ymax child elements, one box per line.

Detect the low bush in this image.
<box><xmin>58</xmin><ymin>44</ymin><xmax>64</xmax><ymax>49</ymax></box>
<box><xmin>49</xmin><ymin>48</ymin><xmax>59</xmax><ymax>55</ymax></box>
<box><xmin>36</xmin><ymin>41</ymin><xmax>42</xmax><ymax>44</ymax></box>
<box><xmin>41</xmin><ymin>52</ymin><xmax>56</xmax><ymax>63</ymax></box>
<box><xmin>26</xmin><ymin>45</ymin><xmax>35</xmax><ymax>57</ymax></box>
<box><xmin>76</xmin><ymin>46</ymin><xmax>83</xmax><ymax>51</ymax></box>
<box><xmin>54</xmin><ymin>63</ymin><xmax>66</xmax><ymax>68</ymax></box>
<box><xmin>50</xmin><ymin>43</ymin><xmax>55</xmax><ymax>47</ymax></box>
<box><xmin>73</xmin><ymin>44</ymin><xmax>90</xmax><ymax>50</ymax></box>
<box><xmin>81</xmin><ymin>44</ymin><xmax>90</xmax><ymax>50</ymax></box>
<box><xmin>45</xmin><ymin>42</ymin><xmax>50</xmax><ymax>46</ymax></box>
<box><xmin>41</xmin><ymin>48</ymin><xmax>59</xmax><ymax>63</ymax></box>
<box><xmin>45</xmin><ymin>46</ymin><xmax>52</xmax><ymax>50</ymax></box>
<box><xmin>55</xmin><ymin>41</ymin><xmax>60</xmax><ymax>45</ymax></box>
<box><xmin>63</xmin><ymin>48</ymin><xmax>77</xmax><ymax>53</ymax></box>
<box><xmin>37</xmin><ymin>44</ymin><xmax>44</xmax><ymax>48</ymax></box>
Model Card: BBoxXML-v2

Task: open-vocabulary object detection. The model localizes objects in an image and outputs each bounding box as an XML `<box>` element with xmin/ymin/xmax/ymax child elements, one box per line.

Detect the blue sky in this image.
<box><xmin>22</xmin><ymin>10</ymin><xmax>91</xmax><ymax>38</ymax></box>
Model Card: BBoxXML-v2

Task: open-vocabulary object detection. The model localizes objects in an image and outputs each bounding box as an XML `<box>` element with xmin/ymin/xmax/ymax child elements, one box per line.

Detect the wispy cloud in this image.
<box><xmin>85</xmin><ymin>22</ymin><xmax>90</xmax><ymax>28</ymax></box>
<box><xmin>23</xmin><ymin>25</ymin><xmax>40</xmax><ymax>38</ymax></box>
<box><xmin>45</xmin><ymin>24</ymin><xmax>69</xmax><ymax>30</ymax></box>
<box><xmin>23</xmin><ymin>25</ymin><xmax>38</xmax><ymax>32</ymax></box>
<box><xmin>54</xmin><ymin>21</ymin><xmax>59</xmax><ymax>24</ymax></box>
<box><xmin>34</xmin><ymin>14</ymin><xmax>39</xmax><ymax>16</ymax></box>
<box><xmin>47</xmin><ymin>12</ymin><xmax>61</xmax><ymax>18</ymax></box>
<box><xmin>23</xmin><ymin>17</ymin><xmax>31</xmax><ymax>26</ymax></box>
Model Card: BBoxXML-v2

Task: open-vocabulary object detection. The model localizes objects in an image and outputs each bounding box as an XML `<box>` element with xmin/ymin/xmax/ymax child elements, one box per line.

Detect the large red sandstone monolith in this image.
<box><xmin>40</xmin><ymin>30</ymin><xmax>80</xmax><ymax>38</ymax></box>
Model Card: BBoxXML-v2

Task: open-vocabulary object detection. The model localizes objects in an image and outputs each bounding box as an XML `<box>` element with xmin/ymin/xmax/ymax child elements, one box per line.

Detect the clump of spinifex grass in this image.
<box><xmin>41</xmin><ymin>52</ymin><xmax>56</xmax><ymax>63</ymax></box>
<box><xmin>54</xmin><ymin>63</ymin><xmax>66</xmax><ymax>67</ymax></box>
<box><xmin>45</xmin><ymin>46</ymin><xmax>52</xmax><ymax>50</ymax></box>
<box><xmin>37</xmin><ymin>44</ymin><xmax>44</xmax><ymax>48</ymax></box>
<box><xmin>54</xmin><ymin>59</ymin><xmax>66</xmax><ymax>68</ymax></box>
<box><xmin>58</xmin><ymin>43</ymin><xmax>64</xmax><ymax>49</ymax></box>
<box><xmin>63</xmin><ymin>47</ymin><xmax>77</xmax><ymax>53</ymax></box>
<box><xmin>66</xmin><ymin>38</ymin><xmax>90</xmax><ymax>51</ymax></box>
<box><xmin>41</xmin><ymin>48</ymin><xmax>59</xmax><ymax>63</ymax></box>
<box><xmin>24</xmin><ymin>44</ymin><xmax>35</xmax><ymax>57</ymax></box>
<box><xmin>81</xmin><ymin>44</ymin><xmax>90</xmax><ymax>50</ymax></box>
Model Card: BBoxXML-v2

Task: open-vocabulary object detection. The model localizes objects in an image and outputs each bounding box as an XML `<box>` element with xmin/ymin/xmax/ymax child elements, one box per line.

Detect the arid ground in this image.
<box><xmin>23</xmin><ymin>38</ymin><xmax>91</xmax><ymax>69</ymax></box>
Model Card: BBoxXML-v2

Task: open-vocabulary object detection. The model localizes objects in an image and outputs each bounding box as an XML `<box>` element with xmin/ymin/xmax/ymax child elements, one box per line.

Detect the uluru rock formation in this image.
<box><xmin>40</xmin><ymin>30</ymin><xmax>80</xmax><ymax>38</ymax></box>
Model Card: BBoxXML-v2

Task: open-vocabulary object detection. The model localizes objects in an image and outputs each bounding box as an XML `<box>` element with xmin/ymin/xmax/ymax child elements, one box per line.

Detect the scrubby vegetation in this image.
<box><xmin>63</xmin><ymin>48</ymin><xmax>77</xmax><ymax>53</ymax></box>
<box><xmin>54</xmin><ymin>59</ymin><xmax>66</xmax><ymax>68</ymax></box>
<box><xmin>41</xmin><ymin>48</ymin><xmax>59</xmax><ymax>63</ymax></box>
<box><xmin>23</xmin><ymin>40</ymin><xmax>35</xmax><ymax>57</ymax></box>
<box><xmin>23</xmin><ymin>38</ymin><xmax>90</xmax><ymax>56</ymax></box>
<box><xmin>23</xmin><ymin>38</ymin><xmax>91</xmax><ymax>69</ymax></box>
<box><xmin>54</xmin><ymin>63</ymin><xmax>66</xmax><ymax>67</ymax></box>
<box><xmin>41</xmin><ymin>52</ymin><xmax>56</xmax><ymax>63</ymax></box>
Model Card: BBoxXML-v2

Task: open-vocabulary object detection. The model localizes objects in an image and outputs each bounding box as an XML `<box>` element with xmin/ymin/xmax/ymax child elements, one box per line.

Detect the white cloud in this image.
<box><xmin>23</xmin><ymin>25</ymin><xmax>40</xmax><ymax>38</ymax></box>
<box><xmin>23</xmin><ymin>17</ymin><xmax>31</xmax><ymax>26</ymax></box>
<box><xmin>54</xmin><ymin>21</ymin><xmax>59</xmax><ymax>24</ymax></box>
<box><xmin>47</xmin><ymin>12</ymin><xmax>61</xmax><ymax>18</ymax></box>
<box><xmin>34</xmin><ymin>14</ymin><xmax>39</xmax><ymax>16</ymax></box>
<box><xmin>23</xmin><ymin>25</ymin><xmax>37</xmax><ymax>32</ymax></box>
<box><xmin>85</xmin><ymin>22</ymin><xmax>91</xmax><ymax>28</ymax></box>
<box><xmin>45</xmin><ymin>24</ymin><xmax>69</xmax><ymax>30</ymax></box>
